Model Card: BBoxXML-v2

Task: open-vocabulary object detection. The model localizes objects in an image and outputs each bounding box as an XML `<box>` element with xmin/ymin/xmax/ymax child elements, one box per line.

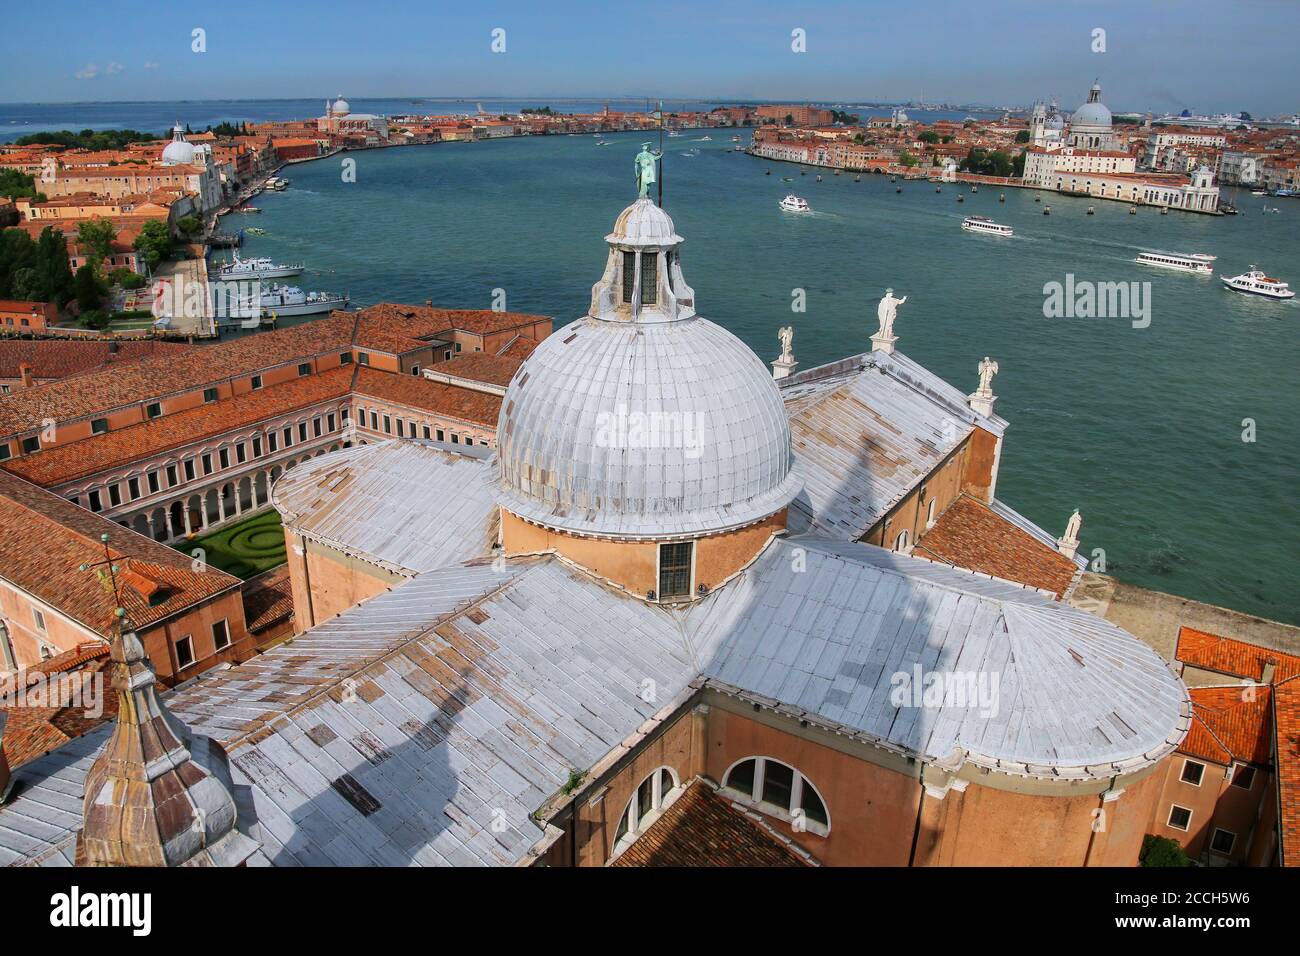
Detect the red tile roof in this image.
<box><xmin>3</xmin><ymin>365</ymin><xmax>354</xmax><ymax>486</ymax></box>
<box><xmin>1176</xmin><ymin>627</ymin><xmax>1300</xmax><ymax>683</ymax></box>
<box><xmin>0</xmin><ymin>657</ymin><xmax>119</xmax><ymax>769</ymax></box>
<box><xmin>611</xmin><ymin>781</ymin><xmax>813</xmax><ymax>867</ymax></box>
<box><xmin>353</xmin><ymin>366</ymin><xmax>501</xmax><ymax>427</ymax></box>
<box><xmin>1180</xmin><ymin>684</ymin><xmax>1273</xmax><ymax>767</ymax></box>
<box><xmin>0</xmin><ymin>470</ymin><xmax>242</xmax><ymax>637</ymax></box>
<box><xmin>1275</xmin><ymin>676</ymin><xmax>1300</xmax><ymax>867</ymax></box>
<box><xmin>431</xmin><ymin>352</ymin><xmax>523</xmax><ymax>388</ymax></box>
<box><xmin>242</xmin><ymin>566</ymin><xmax>293</xmax><ymax>634</ymax></box>
<box><xmin>914</xmin><ymin>495</ymin><xmax>1079</xmax><ymax>598</ymax></box>
<box><xmin>0</xmin><ymin>340</ymin><xmax>191</xmax><ymax>381</ymax></box>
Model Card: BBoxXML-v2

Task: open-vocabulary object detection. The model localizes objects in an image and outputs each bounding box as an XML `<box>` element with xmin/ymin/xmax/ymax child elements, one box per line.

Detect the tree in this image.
<box><xmin>960</xmin><ymin>147</ymin><xmax>1014</xmax><ymax>177</ymax></box>
<box><xmin>132</xmin><ymin>220</ymin><xmax>173</xmax><ymax>271</ymax></box>
<box><xmin>73</xmin><ymin>263</ymin><xmax>103</xmax><ymax>311</ymax></box>
<box><xmin>1015</xmin><ymin>129</ymin><xmax>1031</xmax><ymax>143</ymax></box>
<box><xmin>918</xmin><ymin>130</ymin><xmax>940</xmax><ymax>145</ymax></box>
<box><xmin>76</xmin><ymin>218</ymin><xmax>116</xmax><ymax>270</ymax></box>
<box><xmin>784</xmin><ymin>114</ymin><xmax>795</xmax><ymax>126</ymax></box>
<box><xmin>1139</xmin><ymin>835</ymin><xmax>1191</xmax><ymax>867</ymax></box>
<box><xmin>78</xmin><ymin>309</ymin><xmax>111</xmax><ymax>332</ymax></box>
<box><xmin>899</xmin><ymin>151</ymin><xmax>919</xmax><ymax>168</ymax></box>
<box><xmin>0</xmin><ymin>168</ymin><xmax>45</xmax><ymax>202</ymax></box>
<box><xmin>1012</xmin><ymin>151</ymin><xmax>1026</xmax><ymax>178</ymax></box>
<box><xmin>175</xmin><ymin>214</ymin><xmax>202</xmax><ymax>238</ymax></box>
<box><xmin>34</xmin><ymin>227</ymin><xmax>74</xmax><ymax>305</ymax></box>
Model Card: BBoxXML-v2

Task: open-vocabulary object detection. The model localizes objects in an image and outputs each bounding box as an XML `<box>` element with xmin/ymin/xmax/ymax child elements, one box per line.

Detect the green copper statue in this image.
<box><xmin>635</xmin><ymin>142</ymin><xmax>659</xmax><ymax>198</ymax></box>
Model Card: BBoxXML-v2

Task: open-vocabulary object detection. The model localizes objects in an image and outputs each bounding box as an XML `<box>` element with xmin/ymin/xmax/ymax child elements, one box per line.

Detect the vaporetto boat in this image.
<box><xmin>1135</xmin><ymin>251</ymin><xmax>1216</xmax><ymax>275</ymax></box>
<box><xmin>1220</xmin><ymin>266</ymin><xmax>1295</xmax><ymax>299</ymax></box>
<box><xmin>213</xmin><ymin>255</ymin><xmax>305</xmax><ymax>280</ymax></box>
<box><xmin>961</xmin><ymin>215</ymin><xmax>1013</xmax><ymax>236</ymax></box>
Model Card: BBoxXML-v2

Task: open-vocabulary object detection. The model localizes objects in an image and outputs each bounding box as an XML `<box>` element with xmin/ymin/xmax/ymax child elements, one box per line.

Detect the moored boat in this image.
<box><xmin>238</xmin><ymin>284</ymin><xmax>350</xmax><ymax>316</ymax></box>
<box><xmin>214</xmin><ymin>254</ymin><xmax>305</xmax><ymax>280</ymax></box>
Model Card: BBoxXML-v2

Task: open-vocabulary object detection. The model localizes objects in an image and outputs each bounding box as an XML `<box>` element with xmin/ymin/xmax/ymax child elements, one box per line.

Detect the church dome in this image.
<box><xmin>331</xmin><ymin>96</ymin><xmax>351</xmax><ymax>116</ymax></box>
<box><xmin>496</xmin><ymin>198</ymin><xmax>800</xmax><ymax>539</ymax></box>
<box><xmin>1071</xmin><ymin>83</ymin><xmax>1112</xmax><ymax>129</ymax></box>
<box><xmin>161</xmin><ymin>124</ymin><xmax>195</xmax><ymax>165</ymax></box>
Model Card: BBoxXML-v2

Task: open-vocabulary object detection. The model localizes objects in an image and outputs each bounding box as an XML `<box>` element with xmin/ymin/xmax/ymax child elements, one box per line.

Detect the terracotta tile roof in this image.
<box><xmin>0</xmin><ymin>340</ymin><xmax>191</xmax><ymax>381</ymax></box>
<box><xmin>497</xmin><ymin>336</ymin><xmax>539</xmax><ymax>360</ymax></box>
<box><xmin>0</xmin><ymin>314</ymin><xmax>359</xmax><ymax>437</ymax></box>
<box><xmin>1275</xmin><ymin>676</ymin><xmax>1300</xmax><ymax>867</ymax></box>
<box><xmin>432</xmin><ymin>352</ymin><xmax>523</xmax><ymax>387</ymax></box>
<box><xmin>0</xmin><ymin>665</ymin><xmax>119</xmax><ymax>769</ymax></box>
<box><xmin>352</xmin><ymin>304</ymin><xmax>548</xmax><ymax>352</ymax></box>
<box><xmin>0</xmin><ymin>470</ymin><xmax>241</xmax><ymax>637</ymax></box>
<box><xmin>611</xmin><ymin>781</ymin><xmax>813</xmax><ymax>867</ymax></box>
<box><xmin>914</xmin><ymin>495</ymin><xmax>1079</xmax><ymax>598</ymax></box>
<box><xmin>353</xmin><ymin>366</ymin><xmax>501</xmax><ymax>427</ymax></box>
<box><xmin>1180</xmin><ymin>684</ymin><xmax>1274</xmax><ymax>766</ymax></box>
<box><xmin>242</xmin><ymin>566</ymin><xmax>293</xmax><ymax>633</ymax></box>
<box><xmin>1176</xmin><ymin>627</ymin><xmax>1300</xmax><ymax>683</ymax></box>
<box><xmin>3</xmin><ymin>365</ymin><xmax>354</xmax><ymax>486</ymax></box>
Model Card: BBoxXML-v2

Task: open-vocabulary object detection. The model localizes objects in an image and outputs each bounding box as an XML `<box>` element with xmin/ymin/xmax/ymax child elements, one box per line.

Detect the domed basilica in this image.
<box><xmin>0</xmin><ymin>189</ymin><xmax>1190</xmax><ymax>869</ymax></box>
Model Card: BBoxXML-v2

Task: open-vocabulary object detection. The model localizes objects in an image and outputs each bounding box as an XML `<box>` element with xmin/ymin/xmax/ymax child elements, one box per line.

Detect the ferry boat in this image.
<box><xmin>961</xmin><ymin>215</ymin><xmax>1013</xmax><ymax>237</ymax></box>
<box><xmin>1220</xmin><ymin>266</ymin><xmax>1295</xmax><ymax>299</ymax></box>
<box><xmin>264</xmin><ymin>177</ymin><xmax>289</xmax><ymax>191</ymax></box>
<box><xmin>238</xmin><ymin>284</ymin><xmax>350</xmax><ymax>317</ymax></box>
<box><xmin>779</xmin><ymin>195</ymin><xmax>811</xmax><ymax>213</ymax></box>
<box><xmin>1135</xmin><ymin>251</ymin><xmax>1216</xmax><ymax>275</ymax></box>
<box><xmin>214</xmin><ymin>255</ymin><xmax>304</xmax><ymax>280</ymax></box>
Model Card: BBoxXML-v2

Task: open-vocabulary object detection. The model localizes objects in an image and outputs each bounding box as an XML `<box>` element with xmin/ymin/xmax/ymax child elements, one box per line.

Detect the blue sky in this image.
<box><xmin>3</xmin><ymin>0</ymin><xmax>1297</xmax><ymax>114</ymax></box>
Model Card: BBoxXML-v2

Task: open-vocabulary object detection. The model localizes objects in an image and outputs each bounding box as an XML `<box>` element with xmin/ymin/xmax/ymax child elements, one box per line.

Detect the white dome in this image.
<box><xmin>496</xmin><ymin>315</ymin><xmax>799</xmax><ymax>538</ymax></box>
<box><xmin>496</xmin><ymin>198</ymin><xmax>800</xmax><ymax>539</ymax></box>
<box><xmin>331</xmin><ymin>97</ymin><xmax>351</xmax><ymax>115</ymax></box>
<box><xmin>1071</xmin><ymin>102</ymin><xmax>1112</xmax><ymax>128</ymax></box>
<box><xmin>161</xmin><ymin>125</ymin><xmax>195</xmax><ymax>165</ymax></box>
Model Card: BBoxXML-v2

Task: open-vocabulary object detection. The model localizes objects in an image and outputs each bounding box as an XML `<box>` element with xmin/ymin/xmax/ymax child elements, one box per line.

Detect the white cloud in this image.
<box><xmin>74</xmin><ymin>63</ymin><xmax>99</xmax><ymax>80</ymax></box>
<box><xmin>106</xmin><ymin>62</ymin><xmax>124</xmax><ymax>75</ymax></box>
<box><xmin>143</xmin><ymin>62</ymin><xmax>159</xmax><ymax>70</ymax></box>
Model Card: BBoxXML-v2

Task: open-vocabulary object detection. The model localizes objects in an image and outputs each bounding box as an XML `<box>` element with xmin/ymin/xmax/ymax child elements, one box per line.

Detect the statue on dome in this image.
<box><xmin>876</xmin><ymin>288</ymin><xmax>906</xmax><ymax>340</ymax></box>
<box><xmin>635</xmin><ymin>143</ymin><xmax>660</xmax><ymax>198</ymax></box>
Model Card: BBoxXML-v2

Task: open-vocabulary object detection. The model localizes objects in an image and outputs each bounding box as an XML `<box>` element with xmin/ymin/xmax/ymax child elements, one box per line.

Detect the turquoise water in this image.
<box><xmin>229</xmin><ymin>132</ymin><xmax>1300</xmax><ymax>624</ymax></box>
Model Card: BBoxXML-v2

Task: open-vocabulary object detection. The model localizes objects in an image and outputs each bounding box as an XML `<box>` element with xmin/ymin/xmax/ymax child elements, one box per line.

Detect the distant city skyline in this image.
<box><xmin>2</xmin><ymin>0</ymin><xmax>1297</xmax><ymax>115</ymax></box>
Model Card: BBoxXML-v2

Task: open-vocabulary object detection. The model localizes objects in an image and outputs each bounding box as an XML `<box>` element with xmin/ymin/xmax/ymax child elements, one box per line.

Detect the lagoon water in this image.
<box><xmin>214</xmin><ymin>131</ymin><xmax>1294</xmax><ymax>624</ymax></box>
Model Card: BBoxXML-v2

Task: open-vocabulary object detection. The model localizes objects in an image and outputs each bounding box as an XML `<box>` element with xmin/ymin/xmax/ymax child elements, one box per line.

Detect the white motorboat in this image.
<box><xmin>239</xmin><ymin>284</ymin><xmax>350</xmax><ymax>316</ymax></box>
<box><xmin>1135</xmin><ymin>251</ymin><xmax>1215</xmax><ymax>275</ymax></box>
<box><xmin>961</xmin><ymin>215</ymin><xmax>1013</xmax><ymax>236</ymax></box>
<box><xmin>214</xmin><ymin>255</ymin><xmax>304</xmax><ymax>280</ymax></box>
<box><xmin>779</xmin><ymin>195</ymin><xmax>811</xmax><ymax>213</ymax></box>
<box><xmin>1220</xmin><ymin>266</ymin><xmax>1295</xmax><ymax>299</ymax></box>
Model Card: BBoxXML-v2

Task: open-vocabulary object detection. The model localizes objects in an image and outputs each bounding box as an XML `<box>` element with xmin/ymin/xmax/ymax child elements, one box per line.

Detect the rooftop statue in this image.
<box><xmin>876</xmin><ymin>288</ymin><xmax>906</xmax><ymax>340</ymax></box>
<box><xmin>635</xmin><ymin>142</ymin><xmax>660</xmax><ymax>198</ymax></box>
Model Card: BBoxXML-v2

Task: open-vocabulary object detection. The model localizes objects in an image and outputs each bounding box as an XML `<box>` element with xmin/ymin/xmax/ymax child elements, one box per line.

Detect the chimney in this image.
<box><xmin>107</xmin><ymin>340</ymin><xmax>119</xmax><ymax>355</ymax></box>
<box><xmin>18</xmin><ymin>364</ymin><xmax>32</xmax><ymax>389</ymax></box>
<box><xmin>0</xmin><ymin>711</ymin><xmax>12</xmax><ymax>805</ymax></box>
<box><xmin>425</xmin><ymin>299</ymin><xmax>433</xmax><ymax>307</ymax></box>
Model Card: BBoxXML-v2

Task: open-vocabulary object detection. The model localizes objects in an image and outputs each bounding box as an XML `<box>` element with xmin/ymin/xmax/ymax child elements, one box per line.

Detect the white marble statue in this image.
<box><xmin>876</xmin><ymin>288</ymin><xmax>906</xmax><ymax>339</ymax></box>
<box><xmin>778</xmin><ymin>326</ymin><xmax>794</xmax><ymax>363</ymax></box>
<box><xmin>977</xmin><ymin>356</ymin><xmax>999</xmax><ymax>395</ymax></box>
<box><xmin>1063</xmin><ymin>508</ymin><xmax>1082</xmax><ymax>542</ymax></box>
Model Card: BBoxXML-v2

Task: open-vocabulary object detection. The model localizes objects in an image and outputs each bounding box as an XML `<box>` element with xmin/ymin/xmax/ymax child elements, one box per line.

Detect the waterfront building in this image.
<box><xmin>1067</xmin><ymin>82</ymin><xmax>1122</xmax><ymax>151</ymax></box>
<box><xmin>757</xmin><ymin>104</ymin><xmax>836</xmax><ymax>126</ymax></box>
<box><xmin>0</xmin><ymin>300</ymin><xmax>57</xmax><ymax>333</ymax></box>
<box><xmin>1220</xmin><ymin>149</ymin><xmax>1264</xmax><ymax>185</ymax></box>
<box><xmin>1028</xmin><ymin>100</ymin><xmax>1066</xmax><ymax>150</ymax></box>
<box><xmin>317</xmin><ymin>95</ymin><xmax>390</xmax><ymax>144</ymax></box>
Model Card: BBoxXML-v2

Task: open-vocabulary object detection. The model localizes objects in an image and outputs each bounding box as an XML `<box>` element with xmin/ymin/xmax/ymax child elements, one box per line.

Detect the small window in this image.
<box><xmin>612</xmin><ymin>767</ymin><xmax>680</xmax><ymax>852</ymax></box>
<box><xmin>251</xmin><ymin>375</ymin><xmax>263</xmax><ymax>390</ymax></box>
<box><xmin>926</xmin><ymin>498</ymin><xmax>937</xmax><ymax>529</ymax></box>
<box><xmin>219</xmin><ymin>448</ymin><xmax>230</xmax><ymax>469</ymax></box>
<box><xmin>127</xmin><ymin>477</ymin><xmax>140</xmax><ymax>499</ymax></box>
<box><xmin>147</xmin><ymin>471</ymin><xmax>160</xmax><ymax>494</ymax></box>
<box><xmin>396</xmin><ymin>419</ymin><xmax>405</xmax><ymax>438</ymax></box>
<box><xmin>203</xmin><ymin>387</ymin><xmax>218</xmax><ymax>403</ymax></box>
<box><xmin>32</xmin><ymin>608</ymin><xmax>46</xmax><ymax>632</ymax></box>
<box><xmin>1210</xmin><ymin>828</ymin><xmax>1236</xmax><ymax>855</ymax></box>
<box><xmin>894</xmin><ymin>529</ymin><xmax>911</xmax><ymax>552</ymax></box>
<box><xmin>369</xmin><ymin>412</ymin><xmax>378</xmax><ymax>430</ymax></box>
<box><xmin>252</xmin><ymin>436</ymin><xmax>262</xmax><ymax>457</ymax></box>
<box><xmin>298</xmin><ymin>422</ymin><xmax>308</xmax><ymax>442</ymax></box>
<box><xmin>0</xmin><ymin>444</ymin><xmax>10</xmax><ymax>462</ymax></box>
<box><xmin>1231</xmin><ymin>766</ymin><xmax>1256</xmax><ymax>790</ymax></box>
<box><xmin>175</xmin><ymin>634</ymin><xmax>195</xmax><ymax>670</ymax></box>
<box><xmin>382</xmin><ymin>415</ymin><xmax>392</xmax><ymax>435</ymax></box>
<box><xmin>91</xmin><ymin>418</ymin><xmax>108</xmax><ymax>435</ymax></box>
<box><xmin>327</xmin><ymin>414</ymin><xmax>336</xmax><ymax>432</ymax></box>
<box><xmin>435</xmin><ymin>429</ymin><xmax>445</xmax><ymax>442</ymax></box>
<box><xmin>621</xmin><ymin>250</ymin><xmax>636</xmax><ymax>303</ymax></box>
<box><xmin>236</xmin><ymin>443</ymin><xmax>247</xmax><ymax>464</ymax></box>
<box><xmin>146</xmin><ymin>402</ymin><xmax>161</xmax><ymax>419</ymax></box>
<box><xmin>357</xmin><ymin>352</ymin><xmax>369</xmax><ymax>366</ymax></box>
<box><xmin>411</xmin><ymin>365</ymin><xmax>420</xmax><ymax>376</ymax></box>
<box><xmin>108</xmin><ymin>483</ymin><xmax>122</xmax><ymax>507</ymax></box>
<box><xmin>658</xmin><ymin>541</ymin><xmax>693</xmax><ymax>600</ymax></box>
<box><xmin>165</xmin><ymin>464</ymin><xmax>178</xmax><ymax>486</ymax></box>
<box><xmin>450</xmin><ymin>433</ymin><xmax>459</xmax><ymax>444</ymax></box>
<box><xmin>422</xmin><ymin>425</ymin><xmax>431</xmax><ymax>440</ymax></box>
<box><xmin>184</xmin><ymin>459</ymin><xmax>195</xmax><ymax>481</ymax></box>
<box><xmin>312</xmin><ymin>418</ymin><xmax>322</xmax><ymax>438</ymax></box>
<box><xmin>212</xmin><ymin>619</ymin><xmax>230</xmax><ymax>652</ymax></box>
<box><xmin>267</xmin><ymin>432</ymin><xmax>277</xmax><ymax>453</ymax></box>
<box><xmin>1167</xmin><ymin>805</ymin><xmax>1192</xmax><ymax>831</ymax></box>
<box><xmin>202</xmin><ymin>453</ymin><xmax>213</xmax><ymax>475</ymax></box>
<box><xmin>283</xmin><ymin>426</ymin><xmax>293</xmax><ymax>447</ymax></box>
<box><xmin>21</xmin><ymin>436</ymin><xmax>40</xmax><ymax>454</ymax></box>
<box><xmin>640</xmin><ymin>250</ymin><xmax>658</xmax><ymax>305</ymax></box>
<box><xmin>88</xmin><ymin>489</ymin><xmax>102</xmax><ymax>512</ymax></box>
<box><xmin>297</xmin><ymin>362</ymin><xmax>311</xmax><ymax>376</ymax></box>
<box><xmin>1181</xmin><ymin>759</ymin><xmax>1205</xmax><ymax>787</ymax></box>
<box><xmin>465</xmin><ymin>437</ymin><xmax>474</xmax><ymax>446</ymax></box>
<box><xmin>339</xmin><ymin>351</ymin><xmax>352</xmax><ymax>365</ymax></box>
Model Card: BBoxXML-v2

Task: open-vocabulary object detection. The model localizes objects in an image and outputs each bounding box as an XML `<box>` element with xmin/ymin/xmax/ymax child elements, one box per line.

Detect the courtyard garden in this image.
<box><xmin>178</xmin><ymin>509</ymin><xmax>287</xmax><ymax>579</ymax></box>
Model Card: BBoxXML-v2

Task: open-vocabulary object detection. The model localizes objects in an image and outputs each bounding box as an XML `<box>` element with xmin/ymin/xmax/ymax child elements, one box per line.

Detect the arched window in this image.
<box><xmin>721</xmin><ymin>757</ymin><xmax>829</xmax><ymax>834</ymax></box>
<box><xmin>612</xmin><ymin>766</ymin><xmax>680</xmax><ymax>852</ymax></box>
<box><xmin>894</xmin><ymin>529</ymin><xmax>911</xmax><ymax>552</ymax></box>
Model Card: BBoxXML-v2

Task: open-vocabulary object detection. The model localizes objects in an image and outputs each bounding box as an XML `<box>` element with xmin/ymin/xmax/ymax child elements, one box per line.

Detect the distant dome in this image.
<box><xmin>1047</xmin><ymin>113</ymin><xmax>1065</xmax><ymax>130</ymax></box>
<box><xmin>496</xmin><ymin>198</ymin><xmax>800</xmax><ymax>539</ymax></box>
<box><xmin>1071</xmin><ymin>82</ymin><xmax>1112</xmax><ymax>129</ymax></box>
<box><xmin>331</xmin><ymin>97</ymin><xmax>351</xmax><ymax>116</ymax></box>
<box><xmin>161</xmin><ymin>124</ymin><xmax>195</xmax><ymax>165</ymax></box>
